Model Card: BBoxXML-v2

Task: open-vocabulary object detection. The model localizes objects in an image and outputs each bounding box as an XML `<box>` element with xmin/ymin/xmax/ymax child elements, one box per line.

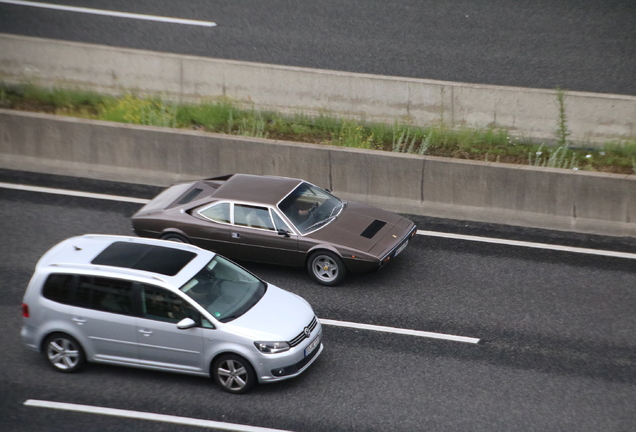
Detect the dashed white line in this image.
<box><xmin>417</xmin><ymin>230</ymin><xmax>636</xmax><ymax>260</ymax></box>
<box><xmin>1</xmin><ymin>181</ymin><xmax>480</xmax><ymax>343</ymax></box>
<box><xmin>319</xmin><ymin>319</ymin><xmax>480</xmax><ymax>344</ymax></box>
<box><xmin>0</xmin><ymin>0</ymin><xmax>217</xmax><ymax>27</ymax></box>
<box><xmin>24</xmin><ymin>399</ymin><xmax>292</xmax><ymax>432</ymax></box>
<box><xmin>3</xmin><ymin>182</ymin><xmax>633</xmax><ymax>260</ymax></box>
<box><xmin>0</xmin><ymin>182</ymin><xmax>150</xmax><ymax>204</ymax></box>
<box><xmin>5</xmin><ymin>180</ymin><xmax>634</xmax><ymax>343</ymax></box>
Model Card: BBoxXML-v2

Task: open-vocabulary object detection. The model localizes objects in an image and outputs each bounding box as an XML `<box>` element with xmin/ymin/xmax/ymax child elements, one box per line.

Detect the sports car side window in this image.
<box><xmin>199</xmin><ymin>202</ymin><xmax>231</xmax><ymax>224</ymax></box>
<box><xmin>271</xmin><ymin>210</ymin><xmax>293</xmax><ymax>234</ymax></box>
<box><xmin>235</xmin><ymin>204</ymin><xmax>275</xmax><ymax>230</ymax></box>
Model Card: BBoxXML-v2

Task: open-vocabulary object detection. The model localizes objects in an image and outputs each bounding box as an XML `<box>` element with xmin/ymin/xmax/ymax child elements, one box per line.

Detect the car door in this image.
<box><xmin>136</xmin><ymin>284</ymin><xmax>205</xmax><ymax>373</ymax></box>
<box><xmin>70</xmin><ymin>276</ymin><xmax>139</xmax><ymax>363</ymax></box>
<box><xmin>227</xmin><ymin>203</ymin><xmax>301</xmax><ymax>265</ymax></box>
<box><xmin>188</xmin><ymin>201</ymin><xmax>234</xmax><ymax>256</ymax></box>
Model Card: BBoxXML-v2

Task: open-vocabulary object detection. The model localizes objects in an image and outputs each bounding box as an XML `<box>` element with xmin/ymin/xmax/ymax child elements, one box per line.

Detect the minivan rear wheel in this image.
<box><xmin>43</xmin><ymin>333</ymin><xmax>85</xmax><ymax>373</ymax></box>
<box><xmin>212</xmin><ymin>354</ymin><xmax>256</xmax><ymax>394</ymax></box>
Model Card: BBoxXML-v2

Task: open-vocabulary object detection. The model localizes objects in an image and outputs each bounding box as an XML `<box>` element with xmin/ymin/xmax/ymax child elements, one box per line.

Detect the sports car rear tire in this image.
<box><xmin>160</xmin><ymin>233</ymin><xmax>190</xmax><ymax>243</ymax></box>
<box><xmin>307</xmin><ymin>251</ymin><xmax>347</xmax><ymax>286</ymax></box>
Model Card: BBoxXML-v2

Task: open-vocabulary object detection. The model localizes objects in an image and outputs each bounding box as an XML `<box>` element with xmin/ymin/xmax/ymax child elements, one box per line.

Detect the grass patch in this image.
<box><xmin>1</xmin><ymin>82</ymin><xmax>635</xmax><ymax>175</ymax></box>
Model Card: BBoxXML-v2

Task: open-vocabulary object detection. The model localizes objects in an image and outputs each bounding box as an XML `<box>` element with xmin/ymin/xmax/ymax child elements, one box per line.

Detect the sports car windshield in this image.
<box><xmin>180</xmin><ymin>256</ymin><xmax>266</xmax><ymax>323</ymax></box>
<box><xmin>278</xmin><ymin>182</ymin><xmax>344</xmax><ymax>235</ymax></box>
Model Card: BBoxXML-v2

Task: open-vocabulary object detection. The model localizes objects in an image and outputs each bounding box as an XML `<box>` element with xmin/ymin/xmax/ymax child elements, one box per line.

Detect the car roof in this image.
<box><xmin>35</xmin><ymin>235</ymin><xmax>214</xmax><ymax>288</ymax></box>
<box><xmin>212</xmin><ymin>174</ymin><xmax>303</xmax><ymax>205</ymax></box>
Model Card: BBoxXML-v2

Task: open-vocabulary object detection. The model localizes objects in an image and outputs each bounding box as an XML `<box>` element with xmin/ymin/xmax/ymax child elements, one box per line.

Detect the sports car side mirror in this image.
<box><xmin>277</xmin><ymin>229</ymin><xmax>291</xmax><ymax>238</ymax></box>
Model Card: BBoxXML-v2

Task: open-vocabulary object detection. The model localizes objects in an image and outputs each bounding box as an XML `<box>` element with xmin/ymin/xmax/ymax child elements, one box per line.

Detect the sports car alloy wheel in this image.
<box><xmin>213</xmin><ymin>354</ymin><xmax>256</xmax><ymax>394</ymax></box>
<box><xmin>44</xmin><ymin>334</ymin><xmax>85</xmax><ymax>373</ymax></box>
<box><xmin>308</xmin><ymin>251</ymin><xmax>347</xmax><ymax>286</ymax></box>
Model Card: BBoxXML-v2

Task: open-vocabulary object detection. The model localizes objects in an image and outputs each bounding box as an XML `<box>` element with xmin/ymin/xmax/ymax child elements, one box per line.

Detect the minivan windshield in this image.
<box><xmin>180</xmin><ymin>256</ymin><xmax>266</xmax><ymax>323</ymax></box>
<box><xmin>278</xmin><ymin>182</ymin><xmax>344</xmax><ymax>235</ymax></box>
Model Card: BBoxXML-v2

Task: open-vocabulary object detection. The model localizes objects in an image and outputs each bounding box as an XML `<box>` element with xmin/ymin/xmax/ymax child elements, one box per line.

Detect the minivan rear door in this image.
<box><xmin>71</xmin><ymin>276</ymin><xmax>139</xmax><ymax>363</ymax></box>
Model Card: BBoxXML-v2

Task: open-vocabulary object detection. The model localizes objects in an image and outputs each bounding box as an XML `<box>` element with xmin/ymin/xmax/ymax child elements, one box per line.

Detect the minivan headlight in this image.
<box><xmin>254</xmin><ymin>341</ymin><xmax>290</xmax><ymax>354</ymax></box>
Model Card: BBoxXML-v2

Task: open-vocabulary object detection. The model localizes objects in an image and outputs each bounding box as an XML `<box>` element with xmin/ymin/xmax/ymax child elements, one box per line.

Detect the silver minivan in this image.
<box><xmin>21</xmin><ymin>235</ymin><xmax>323</xmax><ymax>394</ymax></box>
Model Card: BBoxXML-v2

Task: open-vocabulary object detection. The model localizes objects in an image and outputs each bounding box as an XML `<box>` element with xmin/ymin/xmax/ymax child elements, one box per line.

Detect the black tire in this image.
<box><xmin>160</xmin><ymin>232</ymin><xmax>190</xmax><ymax>243</ymax></box>
<box><xmin>307</xmin><ymin>250</ymin><xmax>347</xmax><ymax>286</ymax></box>
<box><xmin>212</xmin><ymin>354</ymin><xmax>256</xmax><ymax>394</ymax></box>
<box><xmin>43</xmin><ymin>333</ymin><xmax>86</xmax><ymax>373</ymax></box>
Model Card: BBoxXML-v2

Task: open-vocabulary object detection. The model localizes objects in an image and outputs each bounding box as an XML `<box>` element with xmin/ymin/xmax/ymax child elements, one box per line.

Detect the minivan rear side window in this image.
<box><xmin>76</xmin><ymin>276</ymin><xmax>134</xmax><ymax>315</ymax></box>
<box><xmin>42</xmin><ymin>274</ymin><xmax>74</xmax><ymax>304</ymax></box>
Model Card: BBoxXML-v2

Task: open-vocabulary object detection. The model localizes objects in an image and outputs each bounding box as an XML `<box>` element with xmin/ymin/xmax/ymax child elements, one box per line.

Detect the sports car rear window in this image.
<box><xmin>174</xmin><ymin>188</ymin><xmax>204</xmax><ymax>206</ymax></box>
<box><xmin>92</xmin><ymin>242</ymin><xmax>197</xmax><ymax>276</ymax></box>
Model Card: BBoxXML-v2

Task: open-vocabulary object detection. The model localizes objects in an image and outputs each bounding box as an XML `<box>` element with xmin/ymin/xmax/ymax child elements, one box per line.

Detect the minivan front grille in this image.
<box><xmin>289</xmin><ymin>316</ymin><xmax>318</xmax><ymax>347</ymax></box>
<box><xmin>360</xmin><ymin>220</ymin><xmax>386</xmax><ymax>239</ymax></box>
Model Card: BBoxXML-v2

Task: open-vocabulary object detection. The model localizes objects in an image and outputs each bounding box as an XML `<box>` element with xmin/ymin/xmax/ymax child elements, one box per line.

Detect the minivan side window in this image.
<box><xmin>42</xmin><ymin>273</ymin><xmax>74</xmax><ymax>304</ymax></box>
<box><xmin>76</xmin><ymin>276</ymin><xmax>134</xmax><ymax>315</ymax></box>
<box><xmin>142</xmin><ymin>285</ymin><xmax>197</xmax><ymax>324</ymax></box>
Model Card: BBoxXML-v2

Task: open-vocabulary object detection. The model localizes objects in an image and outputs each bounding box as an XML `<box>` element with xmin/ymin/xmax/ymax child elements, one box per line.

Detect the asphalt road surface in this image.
<box><xmin>1</xmin><ymin>0</ymin><xmax>635</xmax><ymax>95</ymax></box>
<box><xmin>1</xmin><ymin>170</ymin><xmax>635</xmax><ymax>431</ymax></box>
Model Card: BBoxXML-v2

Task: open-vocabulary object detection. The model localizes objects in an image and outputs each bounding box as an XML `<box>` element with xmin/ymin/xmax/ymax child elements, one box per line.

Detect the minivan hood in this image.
<box><xmin>226</xmin><ymin>285</ymin><xmax>315</xmax><ymax>341</ymax></box>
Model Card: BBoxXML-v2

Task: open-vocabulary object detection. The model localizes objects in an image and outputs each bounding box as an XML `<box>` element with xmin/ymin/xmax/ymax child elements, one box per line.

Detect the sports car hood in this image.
<box><xmin>308</xmin><ymin>201</ymin><xmax>412</xmax><ymax>253</ymax></box>
<box><xmin>225</xmin><ymin>285</ymin><xmax>316</xmax><ymax>341</ymax></box>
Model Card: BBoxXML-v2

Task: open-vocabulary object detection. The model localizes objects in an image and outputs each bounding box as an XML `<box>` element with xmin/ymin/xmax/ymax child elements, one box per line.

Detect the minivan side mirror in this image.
<box><xmin>177</xmin><ymin>317</ymin><xmax>197</xmax><ymax>329</ymax></box>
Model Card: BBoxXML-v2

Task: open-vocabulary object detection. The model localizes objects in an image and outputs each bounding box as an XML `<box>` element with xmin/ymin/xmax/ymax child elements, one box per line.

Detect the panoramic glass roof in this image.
<box><xmin>91</xmin><ymin>242</ymin><xmax>196</xmax><ymax>276</ymax></box>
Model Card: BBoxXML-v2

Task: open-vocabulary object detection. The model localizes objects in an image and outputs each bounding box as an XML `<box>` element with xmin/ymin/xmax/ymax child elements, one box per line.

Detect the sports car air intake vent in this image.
<box><xmin>360</xmin><ymin>220</ymin><xmax>386</xmax><ymax>239</ymax></box>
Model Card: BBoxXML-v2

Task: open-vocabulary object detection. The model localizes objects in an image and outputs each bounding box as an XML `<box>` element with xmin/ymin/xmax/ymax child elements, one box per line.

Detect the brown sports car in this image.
<box><xmin>132</xmin><ymin>174</ymin><xmax>416</xmax><ymax>285</ymax></box>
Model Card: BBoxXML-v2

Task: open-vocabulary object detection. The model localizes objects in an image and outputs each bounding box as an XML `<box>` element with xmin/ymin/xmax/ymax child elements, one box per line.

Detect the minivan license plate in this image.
<box><xmin>305</xmin><ymin>335</ymin><xmax>320</xmax><ymax>357</ymax></box>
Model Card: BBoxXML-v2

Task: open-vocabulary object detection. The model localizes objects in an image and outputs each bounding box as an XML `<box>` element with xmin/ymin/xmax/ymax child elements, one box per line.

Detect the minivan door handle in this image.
<box><xmin>72</xmin><ymin>317</ymin><xmax>86</xmax><ymax>325</ymax></box>
<box><xmin>139</xmin><ymin>329</ymin><xmax>153</xmax><ymax>336</ymax></box>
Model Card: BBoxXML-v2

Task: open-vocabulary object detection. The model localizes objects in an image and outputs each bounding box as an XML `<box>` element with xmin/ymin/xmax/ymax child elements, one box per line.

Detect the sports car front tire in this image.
<box><xmin>307</xmin><ymin>251</ymin><xmax>347</xmax><ymax>286</ymax></box>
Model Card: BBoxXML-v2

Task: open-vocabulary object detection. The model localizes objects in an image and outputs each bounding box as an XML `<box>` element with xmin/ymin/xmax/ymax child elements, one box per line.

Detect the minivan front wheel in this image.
<box><xmin>212</xmin><ymin>354</ymin><xmax>256</xmax><ymax>394</ymax></box>
<box><xmin>43</xmin><ymin>333</ymin><xmax>85</xmax><ymax>373</ymax></box>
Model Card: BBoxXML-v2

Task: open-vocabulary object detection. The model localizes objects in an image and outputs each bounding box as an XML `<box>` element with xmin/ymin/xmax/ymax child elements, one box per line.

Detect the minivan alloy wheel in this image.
<box><xmin>213</xmin><ymin>354</ymin><xmax>256</xmax><ymax>394</ymax></box>
<box><xmin>44</xmin><ymin>334</ymin><xmax>85</xmax><ymax>373</ymax></box>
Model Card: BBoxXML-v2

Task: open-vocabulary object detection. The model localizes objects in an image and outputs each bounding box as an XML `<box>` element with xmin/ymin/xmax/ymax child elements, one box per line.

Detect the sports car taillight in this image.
<box><xmin>21</xmin><ymin>303</ymin><xmax>29</xmax><ymax>318</ymax></box>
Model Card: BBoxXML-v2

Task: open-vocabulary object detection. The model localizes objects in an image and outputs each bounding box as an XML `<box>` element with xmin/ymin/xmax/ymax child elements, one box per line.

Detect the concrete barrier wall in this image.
<box><xmin>1</xmin><ymin>110</ymin><xmax>634</xmax><ymax>238</ymax></box>
<box><xmin>1</xmin><ymin>34</ymin><xmax>635</xmax><ymax>145</ymax></box>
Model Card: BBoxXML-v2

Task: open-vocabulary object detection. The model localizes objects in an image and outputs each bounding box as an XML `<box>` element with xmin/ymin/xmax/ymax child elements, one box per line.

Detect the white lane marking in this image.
<box><xmin>3</xmin><ymin>184</ymin><xmax>633</xmax><ymax>260</ymax></box>
<box><xmin>417</xmin><ymin>230</ymin><xmax>636</xmax><ymax>260</ymax></box>
<box><xmin>0</xmin><ymin>0</ymin><xmax>217</xmax><ymax>27</ymax></box>
<box><xmin>2</xmin><ymin>181</ymin><xmax>480</xmax><ymax>343</ymax></box>
<box><xmin>6</xmin><ymin>180</ymin><xmax>633</xmax><ymax>343</ymax></box>
<box><xmin>24</xmin><ymin>400</ymin><xmax>293</xmax><ymax>432</ymax></box>
<box><xmin>0</xmin><ymin>182</ymin><xmax>150</xmax><ymax>204</ymax></box>
<box><xmin>320</xmin><ymin>318</ymin><xmax>480</xmax><ymax>344</ymax></box>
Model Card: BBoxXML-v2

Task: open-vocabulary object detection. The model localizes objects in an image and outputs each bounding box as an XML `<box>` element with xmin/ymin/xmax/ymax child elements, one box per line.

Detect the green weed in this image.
<box><xmin>2</xmin><ymin>82</ymin><xmax>635</xmax><ymax>175</ymax></box>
